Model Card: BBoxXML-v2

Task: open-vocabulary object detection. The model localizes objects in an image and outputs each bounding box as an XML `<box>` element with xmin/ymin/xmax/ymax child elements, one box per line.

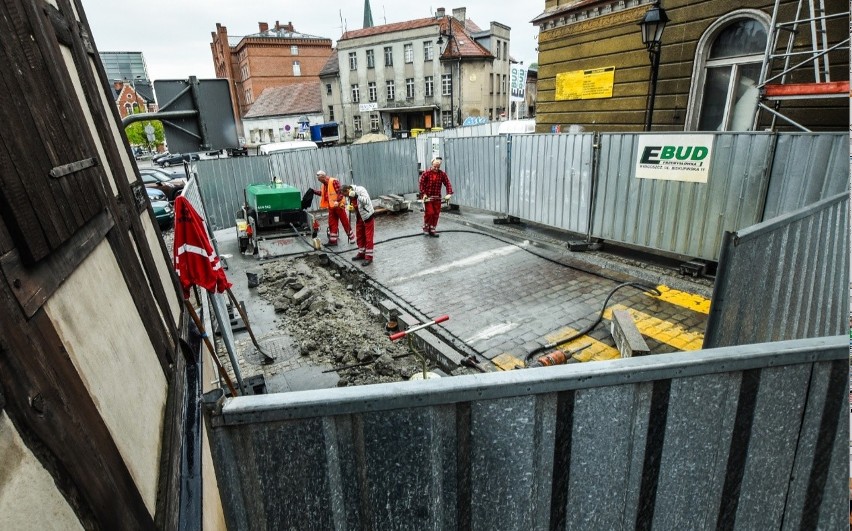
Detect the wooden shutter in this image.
<box><xmin>0</xmin><ymin>0</ymin><xmax>106</xmax><ymax>265</ymax></box>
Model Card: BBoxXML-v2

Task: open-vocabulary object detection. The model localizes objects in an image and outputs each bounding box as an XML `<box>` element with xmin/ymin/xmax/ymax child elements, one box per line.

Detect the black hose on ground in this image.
<box><xmin>524</xmin><ymin>282</ymin><xmax>661</xmax><ymax>364</ymax></box>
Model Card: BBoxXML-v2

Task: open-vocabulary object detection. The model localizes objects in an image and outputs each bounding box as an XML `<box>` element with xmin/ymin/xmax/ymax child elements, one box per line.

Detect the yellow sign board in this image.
<box><xmin>555</xmin><ymin>66</ymin><xmax>616</xmax><ymax>100</ymax></box>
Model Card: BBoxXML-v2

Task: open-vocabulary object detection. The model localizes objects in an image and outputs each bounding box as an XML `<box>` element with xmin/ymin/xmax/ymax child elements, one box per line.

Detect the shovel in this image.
<box><xmin>225</xmin><ymin>288</ymin><xmax>275</xmax><ymax>364</ymax></box>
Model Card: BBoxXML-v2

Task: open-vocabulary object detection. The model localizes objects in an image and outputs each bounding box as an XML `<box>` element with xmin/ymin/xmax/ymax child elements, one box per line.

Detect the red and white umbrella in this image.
<box><xmin>172</xmin><ymin>196</ymin><xmax>231</xmax><ymax>299</ymax></box>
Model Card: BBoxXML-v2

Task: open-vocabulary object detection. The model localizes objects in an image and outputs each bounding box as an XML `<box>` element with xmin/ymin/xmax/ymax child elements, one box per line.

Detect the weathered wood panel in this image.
<box><xmin>0</xmin><ymin>0</ymin><xmax>105</xmax><ymax>264</ymax></box>
<box><xmin>0</xmin><ymin>288</ymin><xmax>155</xmax><ymax>528</ymax></box>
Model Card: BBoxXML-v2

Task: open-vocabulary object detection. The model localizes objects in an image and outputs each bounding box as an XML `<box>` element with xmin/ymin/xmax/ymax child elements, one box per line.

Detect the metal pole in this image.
<box><xmin>644</xmin><ymin>43</ymin><xmax>661</xmax><ymax>131</ymax></box>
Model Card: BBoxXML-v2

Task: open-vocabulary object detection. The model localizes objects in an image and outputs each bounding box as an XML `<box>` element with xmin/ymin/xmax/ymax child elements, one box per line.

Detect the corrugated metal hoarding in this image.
<box><xmin>192</xmin><ymin>157</ymin><xmax>267</xmax><ymax>230</ymax></box>
<box><xmin>593</xmin><ymin>133</ymin><xmax>773</xmax><ymax>261</ymax></box>
<box><xmin>762</xmin><ymin>133</ymin><xmax>849</xmax><ymax>220</ymax></box>
<box><xmin>509</xmin><ymin>133</ymin><xmax>595</xmax><ymax>235</ymax></box>
<box><xmin>443</xmin><ymin>136</ymin><xmax>509</xmax><ymax>213</ymax></box>
<box><xmin>349</xmin><ymin>139</ymin><xmax>419</xmax><ymax>196</ymax></box>
<box><xmin>203</xmin><ymin>337</ymin><xmax>847</xmax><ymax>530</ymax></box>
<box><xmin>704</xmin><ymin>192</ymin><xmax>849</xmax><ymax>348</ymax></box>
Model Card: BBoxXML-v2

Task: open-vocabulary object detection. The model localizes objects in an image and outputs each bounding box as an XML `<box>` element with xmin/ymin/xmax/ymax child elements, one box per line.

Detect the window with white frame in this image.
<box><xmin>405</xmin><ymin>78</ymin><xmax>415</xmax><ymax>99</ymax></box>
<box><xmin>441</xmin><ymin>74</ymin><xmax>452</xmax><ymax>96</ymax></box>
<box><xmin>326</xmin><ymin>83</ymin><xmax>332</xmax><ymax>95</ymax></box>
<box><xmin>687</xmin><ymin>12</ymin><xmax>768</xmax><ymax>131</ymax></box>
<box><xmin>404</xmin><ymin>43</ymin><xmax>414</xmax><ymax>63</ymax></box>
<box><xmin>495</xmin><ymin>40</ymin><xmax>500</xmax><ymax>59</ymax></box>
<box><xmin>370</xmin><ymin>114</ymin><xmax>380</xmax><ymax>131</ymax></box>
<box><xmin>441</xmin><ymin>110</ymin><xmax>453</xmax><ymax>128</ymax></box>
<box><xmin>424</xmin><ymin>41</ymin><xmax>434</xmax><ymax>61</ymax></box>
<box><xmin>351</xmin><ymin>84</ymin><xmax>360</xmax><ymax>103</ymax></box>
<box><xmin>291</xmin><ymin>45</ymin><xmax>299</xmax><ymax>55</ymax></box>
<box><xmin>386</xmin><ymin>80</ymin><xmax>395</xmax><ymax>100</ymax></box>
<box><xmin>366</xmin><ymin>49</ymin><xmax>375</xmax><ymax>68</ymax></box>
<box><xmin>353</xmin><ymin>115</ymin><xmax>362</xmax><ymax>132</ymax></box>
<box><xmin>328</xmin><ymin>106</ymin><xmax>335</xmax><ymax>121</ymax></box>
<box><xmin>425</xmin><ymin>76</ymin><xmax>434</xmax><ymax>97</ymax></box>
<box><xmin>293</xmin><ymin>61</ymin><xmax>301</xmax><ymax>76</ymax></box>
<box><xmin>384</xmin><ymin>46</ymin><xmax>393</xmax><ymax>66</ymax></box>
<box><xmin>368</xmin><ymin>82</ymin><xmax>377</xmax><ymax>102</ymax></box>
<box><xmin>349</xmin><ymin>52</ymin><xmax>357</xmax><ymax>70</ymax></box>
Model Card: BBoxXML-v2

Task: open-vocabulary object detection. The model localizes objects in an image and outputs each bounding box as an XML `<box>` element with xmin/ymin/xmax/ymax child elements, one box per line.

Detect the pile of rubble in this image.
<box><xmin>256</xmin><ymin>254</ymin><xmax>438</xmax><ymax>386</ymax></box>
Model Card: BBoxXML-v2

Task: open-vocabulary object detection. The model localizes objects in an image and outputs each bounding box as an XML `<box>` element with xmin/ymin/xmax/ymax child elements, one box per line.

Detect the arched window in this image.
<box><xmin>686</xmin><ymin>11</ymin><xmax>769</xmax><ymax>131</ymax></box>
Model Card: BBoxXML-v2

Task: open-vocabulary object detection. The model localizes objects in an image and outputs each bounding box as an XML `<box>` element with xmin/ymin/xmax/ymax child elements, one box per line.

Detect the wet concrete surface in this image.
<box><xmin>212</xmin><ymin>204</ymin><xmax>712</xmax><ymax>391</ymax></box>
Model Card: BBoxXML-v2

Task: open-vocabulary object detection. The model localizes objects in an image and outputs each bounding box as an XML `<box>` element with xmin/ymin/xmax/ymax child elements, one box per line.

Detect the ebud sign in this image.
<box><xmin>635</xmin><ymin>134</ymin><xmax>714</xmax><ymax>183</ymax></box>
<box><xmin>510</xmin><ymin>65</ymin><xmax>527</xmax><ymax>102</ymax></box>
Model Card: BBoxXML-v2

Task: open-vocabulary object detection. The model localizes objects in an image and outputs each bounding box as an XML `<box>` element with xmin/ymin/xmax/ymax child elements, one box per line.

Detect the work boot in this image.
<box><xmin>361</xmin><ymin>258</ymin><xmax>373</xmax><ymax>266</ymax></box>
<box><xmin>325</xmin><ymin>240</ymin><xmax>338</xmax><ymax>247</ymax></box>
<box><xmin>428</xmin><ymin>232</ymin><xmax>440</xmax><ymax>238</ymax></box>
<box><xmin>351</xmin><ymin>253</ymin><xmax>365</xmax><ymax>261</ymax></box>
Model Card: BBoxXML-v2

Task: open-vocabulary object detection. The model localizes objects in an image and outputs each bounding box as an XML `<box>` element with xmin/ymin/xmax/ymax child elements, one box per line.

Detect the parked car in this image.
<box><xmin>146</xmin><ymin>188</ymin><xmax>174</xmax><ymax>230</ymax></box>
<box><xmin>151</xmin><ymin>151</ymin><xmax>170</xmax><ymax>164</ymax></box>
<box><xmin>140</xmin><ymin>168</ymin><xmax>186</xmax><ymax>200</ymax></box>
<box><xmin>155</xmin><ymin>152</ymin><xmax>200</xmax><ymax>167</ymax></box>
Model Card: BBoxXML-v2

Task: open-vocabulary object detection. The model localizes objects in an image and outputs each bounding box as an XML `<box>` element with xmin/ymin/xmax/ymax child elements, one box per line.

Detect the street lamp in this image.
<box><xmin>436</xmin><ymin>17</ymin><xmax>456</xmax><ymax>128</ymax></box>
<box><xmin>638</xmin><ymin>2</ymin><xmax>669</xmax><ymax>131</ymax></box>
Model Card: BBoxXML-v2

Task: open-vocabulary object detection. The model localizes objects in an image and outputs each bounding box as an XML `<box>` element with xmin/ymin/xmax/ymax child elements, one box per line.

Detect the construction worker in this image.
<box><xmin>418</xmin><ymin>157</ymin><xmax>453</xmax><ymax>237</ymax></box>
<box><xmin>341</xmin><ymin>184</ymin><xmax>375</xmax><ymax>266</ymax></box>
<box><xmin>312</xmin><ymin>170</ymin><xmax>354</xmax><ymax>246</ymax></box>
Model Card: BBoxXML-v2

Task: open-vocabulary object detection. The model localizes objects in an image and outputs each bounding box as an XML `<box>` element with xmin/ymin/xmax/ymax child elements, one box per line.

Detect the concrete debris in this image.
<box><xmin>255</xmin><ymin>254</ymin><xmax>436</xmax><ymax>386</ymax></box>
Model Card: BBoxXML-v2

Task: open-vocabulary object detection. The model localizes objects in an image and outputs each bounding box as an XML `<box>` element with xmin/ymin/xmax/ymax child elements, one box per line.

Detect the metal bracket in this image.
<box><xmin>679</xmin><ymin>260</ymin><xmax>707</xmax><ymax>278</ymax></box>
<box><xmin>49</xmin><ymin>157</ymin><xmax>98</xmax><ymax>179</ymax></box>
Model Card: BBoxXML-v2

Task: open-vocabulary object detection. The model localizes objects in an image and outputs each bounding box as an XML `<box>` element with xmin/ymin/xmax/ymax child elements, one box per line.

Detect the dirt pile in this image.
<box><xmin>256</xmin><ymin>254</ymin><xmax>437</xmax><ymax>386</ymax></box>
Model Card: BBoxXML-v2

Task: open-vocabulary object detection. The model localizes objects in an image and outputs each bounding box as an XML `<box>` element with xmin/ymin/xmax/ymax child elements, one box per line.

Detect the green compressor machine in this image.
<box><xmin>236</xmin><ymin>181</ymin><xmax>315</xmax><ymax>255</ymax></box>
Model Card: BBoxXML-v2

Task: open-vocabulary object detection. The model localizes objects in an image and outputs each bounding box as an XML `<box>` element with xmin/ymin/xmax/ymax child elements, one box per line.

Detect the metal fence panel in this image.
<box><xmin>349</xmin><ymin>139</ymin><xmax>419</xmax><ymax>196</ymax></box>
<box><xmin>443</xmin><ymin>136</ymin><xmax>509</xmax><ymax>213</ymax></box>
<box><xmin>652</xmin><ymin>373</ymin><xmax>740</xmax><ymax>529</ymax></box>
<box><xmin>763</xmin><ymin>133</ymin><xmax>849</xmax><ymax>220</ymax></box>
<box><xmin>593</xmin><ymin>133</ymin><xmax>773</xmax><ymax>261</ymax></box>
<box><xmin>704</xmin><ymin>192</ymin><xmax>849</xmax><ymax>348</ymax></box>
<box><xmin>204</xmin><ymin>336</ymin><xmax>847</xmax><ymax>531</ymax></box>
<box><xmin>509</xmin><ymin>133</ymin><xmax>595</xmax><ymax>234</ymax></box>
<box><xmin>194</xmin><ymin>157</ymin><xmax>267</xmax><ymax>230</ymax></box>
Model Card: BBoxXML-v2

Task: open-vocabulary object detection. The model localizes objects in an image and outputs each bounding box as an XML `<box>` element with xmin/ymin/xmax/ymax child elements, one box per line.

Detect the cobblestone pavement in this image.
<box><xmin>213</xmin><ymin>203</ymin><xmax>711</xmax><ymax>383</ymax></box>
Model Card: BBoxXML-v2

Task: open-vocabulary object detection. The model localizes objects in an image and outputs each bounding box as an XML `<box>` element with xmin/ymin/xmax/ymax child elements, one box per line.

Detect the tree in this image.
<box><xmin>124</xmin><ymin>109</ymin><xmax>165</xmax><ymax>152</ymax></box>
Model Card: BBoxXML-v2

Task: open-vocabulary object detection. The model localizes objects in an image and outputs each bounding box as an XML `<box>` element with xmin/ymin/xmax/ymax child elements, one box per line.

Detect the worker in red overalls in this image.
<box><xmin>341</xmin><ymin>184</ymin><xmax>375</xmax><ymax>266</ymax></box>
<box><xmin>419</xmin><ymin>158</ymin><xmax>453</xmax><ymax>237</ymax></box>
<box><xmin>312</xmin><ymin>170</ymin><xmax>354</xmax><ymax>246</ymax></box>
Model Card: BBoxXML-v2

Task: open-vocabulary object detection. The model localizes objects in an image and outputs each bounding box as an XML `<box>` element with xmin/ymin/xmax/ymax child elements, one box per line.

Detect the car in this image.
<box><xmin>140</xmin><ymin>168</ymin><xmax>186</xmax><ymax>201</ymax></box>
<box><xmin>151</xmin><ymin>151</ymin><xmax>170</xmax><ymax>164</ymax></box>
<box><xmin>155</xmin><ymin>152</ymin><xmax>201</xmax><ymax>167</ymax></box>
<box><xmin>146</xmin><ymin>188</ymin><xmax>174</xmax><ymax>230</ymax></box>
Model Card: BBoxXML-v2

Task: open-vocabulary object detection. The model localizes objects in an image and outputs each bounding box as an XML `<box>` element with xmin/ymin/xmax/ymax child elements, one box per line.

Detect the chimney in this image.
<box><xmin>286</xmin><ymin>21</ymin><xmax>294</xmax><ymax>31</ymax></box>
<box><xmin>436</xmin><ymin>7</ymin><xmax>445</xmax><ymax>18</ymax></box>
<box><xmin>113</xmin><ymin>80</ymin><xmax>123</xmax><ymax>91</ymax></box>
<box><xmin>452</xmin><ymin>7</ymin><xmax>466</xmax><ymax>23</ymax></box>
<box><xmin>258</xmin><ymin>22</ymin><xmax>268</xmax><ymax>32</ymax></box>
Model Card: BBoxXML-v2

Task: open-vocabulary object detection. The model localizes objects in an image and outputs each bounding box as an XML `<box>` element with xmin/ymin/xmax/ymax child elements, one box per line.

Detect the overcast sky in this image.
<box><xmin>80</xmin><ymin>1</ymin><xmax>543</xmax><ymax>81</ymax></box>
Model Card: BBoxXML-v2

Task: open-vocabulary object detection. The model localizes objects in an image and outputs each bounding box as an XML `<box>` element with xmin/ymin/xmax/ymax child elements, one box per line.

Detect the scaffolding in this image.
<box><xmin>755</xmin><ymin>0</ymin><xmax>850</xmax><ymax>131</ymax></box>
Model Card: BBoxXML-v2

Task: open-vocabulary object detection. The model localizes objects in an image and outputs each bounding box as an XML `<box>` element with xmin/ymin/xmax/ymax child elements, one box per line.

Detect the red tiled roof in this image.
<box><xmin>244</xmin><ymin>82</ymin><xmax>321</xmax><ymax>118</ymax></box>
<box><xmin>340</xmin><ymin>17</ymin><xmax>438</xmax><ymax>40</ymax></box>
<box><xmin>340</xmin><ymin>15</ymin><xmax>493</xmax><ymax>60</ymax></box>
<box><xmin>439</xmin><ymin>17</ymin><xmax>492</xmax><ymax>59</ymax></box>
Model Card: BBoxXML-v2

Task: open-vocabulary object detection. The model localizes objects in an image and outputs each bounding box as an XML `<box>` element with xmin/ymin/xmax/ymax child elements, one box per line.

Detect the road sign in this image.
<box><xmin>153</xmin><ymin>77</ymin><xmax>239</xmax><ymax>153</ymax></box>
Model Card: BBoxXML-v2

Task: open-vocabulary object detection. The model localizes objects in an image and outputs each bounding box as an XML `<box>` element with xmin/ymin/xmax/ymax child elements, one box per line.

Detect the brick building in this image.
<box><xmin>210</xmin><ymin>21</ymin><xmax>333</xmax><ymax>132</ymax></box>
<box><xmin>111</xmin><ymin>79</ymin><xmax>156</xmax><ymax>119</ymax></box>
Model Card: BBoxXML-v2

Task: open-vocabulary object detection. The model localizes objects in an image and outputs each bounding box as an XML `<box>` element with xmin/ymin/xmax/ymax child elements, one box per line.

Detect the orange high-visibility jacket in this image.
<box><xmin>319</xmin><ymin>177</ymin><xmax>341</xmax><ymax>209</ymax></box>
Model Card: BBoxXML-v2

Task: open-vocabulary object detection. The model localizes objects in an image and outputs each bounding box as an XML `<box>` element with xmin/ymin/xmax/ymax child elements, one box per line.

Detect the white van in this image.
<box><xmin>258</xmin><ymin>140</ymin><xmax>318</xmax><ymax>155</ymax></box>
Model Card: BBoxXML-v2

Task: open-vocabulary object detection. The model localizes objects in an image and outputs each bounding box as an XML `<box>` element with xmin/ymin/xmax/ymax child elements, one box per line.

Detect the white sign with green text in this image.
<box><xmin>635</xmin><ymin>134</ymin><xmax>714</xmax><ymax>183</ymax></box>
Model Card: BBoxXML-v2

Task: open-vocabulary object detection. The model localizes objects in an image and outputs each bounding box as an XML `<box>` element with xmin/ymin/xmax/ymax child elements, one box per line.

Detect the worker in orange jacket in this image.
<box><xmin>312</xmin><ymin>170</ymin><xmax>354</xmax><ymax>246</ymax></box>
